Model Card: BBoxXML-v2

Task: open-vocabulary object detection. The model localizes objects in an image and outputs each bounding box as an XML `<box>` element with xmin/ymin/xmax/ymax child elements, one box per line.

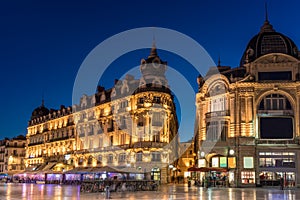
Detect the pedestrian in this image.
<box><xmin>280</xmin><ymin>177</ymin><xmax>284</xmax><ymax>190</ymax></box>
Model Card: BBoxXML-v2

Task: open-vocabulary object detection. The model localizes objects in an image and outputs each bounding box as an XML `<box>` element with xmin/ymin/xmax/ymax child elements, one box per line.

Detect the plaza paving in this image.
<box><xmin>0</xmin><ymin>183</ymin><xmax>299</xmax><ymax>200</ymax></box>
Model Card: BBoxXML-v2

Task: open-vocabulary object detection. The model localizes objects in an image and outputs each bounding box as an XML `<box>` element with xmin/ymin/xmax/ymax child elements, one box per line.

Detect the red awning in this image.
<box><xmin>188</xmin><ymin>167</ymin><xmax>227</xmax><ymax>172</ymax></box>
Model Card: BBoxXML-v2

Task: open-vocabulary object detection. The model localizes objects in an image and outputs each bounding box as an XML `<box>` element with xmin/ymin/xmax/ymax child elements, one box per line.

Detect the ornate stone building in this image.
<box><xmin>0</xmin><ymin>135</ymin><xmax>26</xmax><ymax>175</ymax></box>
<box><xmin>25</xmin><ymin>45</ymin><xmax>178</xmax><ymax>184</ymax></box>
<box><xmin>195</xmin><ymin>17</ymin><xmax>300</xmax><ymax>187</ymax></box>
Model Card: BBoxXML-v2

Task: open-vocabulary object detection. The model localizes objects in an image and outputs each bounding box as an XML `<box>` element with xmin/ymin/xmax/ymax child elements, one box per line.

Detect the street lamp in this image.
<box><xmin>200</xmin><ymin>151</ymin><xmax>205</xmax><ymax>158</ymax></box>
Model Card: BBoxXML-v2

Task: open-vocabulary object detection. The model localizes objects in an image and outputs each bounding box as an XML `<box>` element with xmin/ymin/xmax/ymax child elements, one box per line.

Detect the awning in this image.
<box><xmin>64</xmin><ymin>166</ymin><xmax>127</xmax><ymax>174</ymax></box>
<box><xmin>188</xmin><ymin>167</ymin><xmax>228</xmax><ymax>172</ymax></box>
<box><xmin>90</xmin><ymin>166</ymin><xmax>122</xmax><ymax>173</ymax></box>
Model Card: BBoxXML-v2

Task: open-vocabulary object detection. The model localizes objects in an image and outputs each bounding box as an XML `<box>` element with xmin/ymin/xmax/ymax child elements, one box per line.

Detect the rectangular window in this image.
<box><xmin>120</xmin><ymin>134</ymin><xmax>126</xmax><ymax>144</ymax></box>
<box><xmin>153</xmin><ymin>96</ymin><xmax>161</xmax><ymax>103</ymax></box>
<box><xmin>120</xmin><ymin>100</ymin><xmax>128</xmax><ymax>108</ymax></box>
<box><xmin>151</xmin><ymin>152</ymin><xmax>161</xmax><ymax>162</ymax></box>
<box><xmin>152</xmin><ymin>112</ymin><xmax>162</xmax><ymax>126</ymax></box>
<box><xmin>241</xmin><ymin>171</ymin><xmax>255</xmax><ymax>184</ymax></box>
<box><xmin>136</xmin><ymin>152</ymin><xmax>143</xmax><ymax>162</ymax></box>
<box><xmin>97</xmin><ymin>155</ymin><xmax>102</xmax><ymax>164</ymax></box>
<box><xmin>266</xmin><ymin>99</ymin><xmax>271</xmax><ymax>110</ymax></box>
<box><xmin>108</xmin><ymin>119</ymin><xmax>114</xmax><ymax>132</ymax></box>
<box><xmin>272</xmin><ymin>99</ymin><xmax>278</xmax><ymax>110</ymax></box>
<box><xmin>98</xmin><ymin>123</ymin><xmax>103</xmax><ymax>134</ymax></box>
<box><xmin>258</xmin><ymin>152</ymin><xmax>295</xmax><ymax>168</ymax></box>
<box><xmin>138</xmin><ymin>97</ymin><xmax>144</xmax><ymax>104</ymax></box>
<box><xmin>260</xmin><ymin>117</ymin><xmax>293</xmax><ymax>139</ymax></box>
<box><xmin>110</xmin><ymin>136</ymin><xmax>113</xmax><ymax>146</ymax></box>
<box><xmin>206</xmin><ymin>121</ymin><xmax>218</xmax><ymax>141</ymax></box>
<box><xmin>119</xmin><ymin>153</ymin><xmax>126</xmax><ymax>163</ymax></box>
<box><xmin>138</xmin><ymin>116</ymin><xmax>144</xmax><ymax>126</ymax></box>
<box><xmin>107</xmin><ymin>154</ymin><xmax>113</xmax><ymax>163</ymax></box>
<box><xmin>89</xmin><ymin>139</ymin><xmax>93</xmax><ymax>149</ymax></box>
<box><xmin>119</xmin><ymin>116</ymin><xmax>126</xmax><ymax>129</ymax></box>
<box><xmin>258</xmin><ymin>71</ymin><xmax>292</xmax><ymax>81</ymax></box>
<box><xmin>220</xmin><ymin>121</ymin><xmax>228</xmax><ymax>141</ymax></box>
<box><xmin>99</xmin><ymin>137</ymin><xmax>103</xmax><ymax>148</ymax></box>
<box><xmin>152</xmin><ymin>132</ymin><xmax>160</xmax><ymax>142</ymax></box>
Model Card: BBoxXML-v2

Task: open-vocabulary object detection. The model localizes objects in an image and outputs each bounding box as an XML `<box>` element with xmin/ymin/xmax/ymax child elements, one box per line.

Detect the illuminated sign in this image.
<box><xmin>243</xmin><ymin>157</ymin><xmax>254</xmax><ymax>168</ymax></box>
<box><xmin>198</xmin><ymin>159</ymin><xmax>206</xmax><ymax>167</ymax></box>
<box><xmin>228</xmin><ymin>157</ymin><xmax>236</xmax><ymax>168</ymax></box>
<box><xmin>220</xmin><ymin>157</ymin><xmax>227</xmax><ymax>168</ymax></box>
<box><xmin>212</xmin><ymin>157</ymin><xmax>219</xmax><ymax>167</ymax></box>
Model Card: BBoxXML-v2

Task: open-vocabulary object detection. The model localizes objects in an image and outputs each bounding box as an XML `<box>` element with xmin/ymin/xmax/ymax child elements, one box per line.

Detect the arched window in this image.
<box><xmin>258</xmin><ymin>94</ymin><xmax>292</xmax><ymax>110</ymax></box>
<box><xmin>258</xmin><ymin>93</ymin><xmax>294</xmax><ymax>139</ymax></box>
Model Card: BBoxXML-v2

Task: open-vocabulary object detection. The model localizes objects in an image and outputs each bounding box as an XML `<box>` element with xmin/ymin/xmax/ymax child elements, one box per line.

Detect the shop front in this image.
<box><xmin>258</xmin><ymin>151</ymin><xmax>296</xmax><ymax>188</ymax></box>
<box><xmin>194</xmin><ymin>153</ymin><xmax>236</xmax><ymax>187</ymax></box>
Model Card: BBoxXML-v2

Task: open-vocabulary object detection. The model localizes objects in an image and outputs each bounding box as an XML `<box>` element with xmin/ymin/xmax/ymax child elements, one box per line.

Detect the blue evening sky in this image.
<box><xmin>0</xmin><ymin>0</ymin><xmax>299</xmax><ymax>142</ymax></box>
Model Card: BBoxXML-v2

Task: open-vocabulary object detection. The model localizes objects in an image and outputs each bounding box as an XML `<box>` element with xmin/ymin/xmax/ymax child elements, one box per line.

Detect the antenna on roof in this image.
<box><xmin>217</xmin><ymin>55</ymin><xmax>221</xmax><ymax>67</ymax></box>
<box><xmin>265</xmin><ymin>1</ymin><xmax>269</xmax><ymax>22</ymax></box>
<box><xmin>41</xmin><ymin>91</ymin><xmax>45</xmax><ymax>106</ymax></box>
<box><xmin>149</xmin><ymin>27</ymin><xmax>158</xmax><ymax>57</ymax></box>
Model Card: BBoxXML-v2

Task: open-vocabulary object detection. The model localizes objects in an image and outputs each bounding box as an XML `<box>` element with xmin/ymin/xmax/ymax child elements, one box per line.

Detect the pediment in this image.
<box><xmin>254</xmin><ymin>53</ymin><xmax>298</xmax><ymax>64</ymax></box>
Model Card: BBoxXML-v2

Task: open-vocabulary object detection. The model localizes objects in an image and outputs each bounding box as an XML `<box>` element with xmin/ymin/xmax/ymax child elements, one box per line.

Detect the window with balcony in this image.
<box><xmin>210</xmin><ymin>96</ymin><xmax>227</xmax><ymax>112</ymax></box>
<box><xmin>119</xmin><ymin>116</ymin><xmax>127</xmax><ymax>129</ymax></box>
<box><xmin>137</xmin><ymin>115</ymin><xmax>144</xmax><ymax>127</ymax></box>
<box><xmin>152</xmin><ymin>132</ymin><xmax>160</xmax><ymax>142</ymax></box>
<box><xmin>152</xmin><ymin>112</ymin><xmax>162</xmax><ymax>126</ymax></box>
<box><xmin>120</xmin><ymin>134</ymin><xmax>126</xmax><ymax>144</ymax></box>
<box><xmin>107</xmin><ymin>119</ymin><xmax>114</xmax><ymax>132</ymax></box>
<box><xmin>206</xmin><ymin>121</ymin><xmax>227</xmax><ymax>141</ymax></box>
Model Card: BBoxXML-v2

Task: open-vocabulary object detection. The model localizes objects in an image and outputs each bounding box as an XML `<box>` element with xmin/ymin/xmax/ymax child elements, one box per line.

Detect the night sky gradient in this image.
<box><xmin>1</xmin><ymin>0</ymin><xmax>300</xmax><ymax>142</ymax></box>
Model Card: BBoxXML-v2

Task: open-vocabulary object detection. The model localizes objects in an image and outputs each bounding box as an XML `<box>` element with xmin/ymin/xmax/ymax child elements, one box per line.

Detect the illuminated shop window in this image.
<box><xmin>241</xmin><ymin>171</ymin><xmax>255</xmax><ymax>184</ymax></box>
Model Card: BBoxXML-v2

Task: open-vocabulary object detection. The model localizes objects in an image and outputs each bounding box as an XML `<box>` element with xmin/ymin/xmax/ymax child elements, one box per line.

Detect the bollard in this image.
<box><xmin>105</xmin><ymin>186</ymin><xmax>110</xmax><ymax>199</ymax></box>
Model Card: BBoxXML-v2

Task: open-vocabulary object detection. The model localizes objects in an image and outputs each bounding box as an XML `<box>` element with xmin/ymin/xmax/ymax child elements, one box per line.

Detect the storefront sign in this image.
<box><xmin>228</xmin><ymin>157</ymin><xmax>236</xmax><ymax>168</ymax></box>
<box><xmin>220</xmin><ymin>157</ymin><xmax>227</xmax><ymax>167</ymax></box>
<box><xmin>243</xmin><ymin>157</ymin><xmax>254</xmax><ymax>168</ymax></box>
<box><xmin>212</xmin><ymin>157</ymin><xmax>219</xmax><ymax>167</ymax></box>
<box><xmin>198</xmin><ymin>159</ymin><xmax>206</xmax><ymax>167</ymax></box>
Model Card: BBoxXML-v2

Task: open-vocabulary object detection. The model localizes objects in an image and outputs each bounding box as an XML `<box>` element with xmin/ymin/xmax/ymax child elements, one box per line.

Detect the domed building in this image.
<box><xmin>195</xmin><ymin>16</ymin><xmax>300</xmax><ymax>188</ymax></box>
<box><xmin>30</xmin><ymin>100</ymin><xmax>49</xmax><ymax>120</ymax></box>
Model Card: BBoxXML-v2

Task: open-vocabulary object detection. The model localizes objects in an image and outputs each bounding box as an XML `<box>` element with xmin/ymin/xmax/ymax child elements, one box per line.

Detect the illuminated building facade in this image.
<box><xmin>195</xmin><ymin>18</ymin><xmax>300</xmax><ymax>187</ymax></box>
<box><xmin>176</xmin><ymin>141</ymin><xmax>195</xmax><ymax>183</ymax></box>
<box><xmin>0</xmin><ymin>135</ymin><xmax>26</xmax><ymax>174</ymax></box>
<box><xmin>25</xmin><ymin>45</ymin><xmax>178</xmax><ymax>184</ymax></box>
